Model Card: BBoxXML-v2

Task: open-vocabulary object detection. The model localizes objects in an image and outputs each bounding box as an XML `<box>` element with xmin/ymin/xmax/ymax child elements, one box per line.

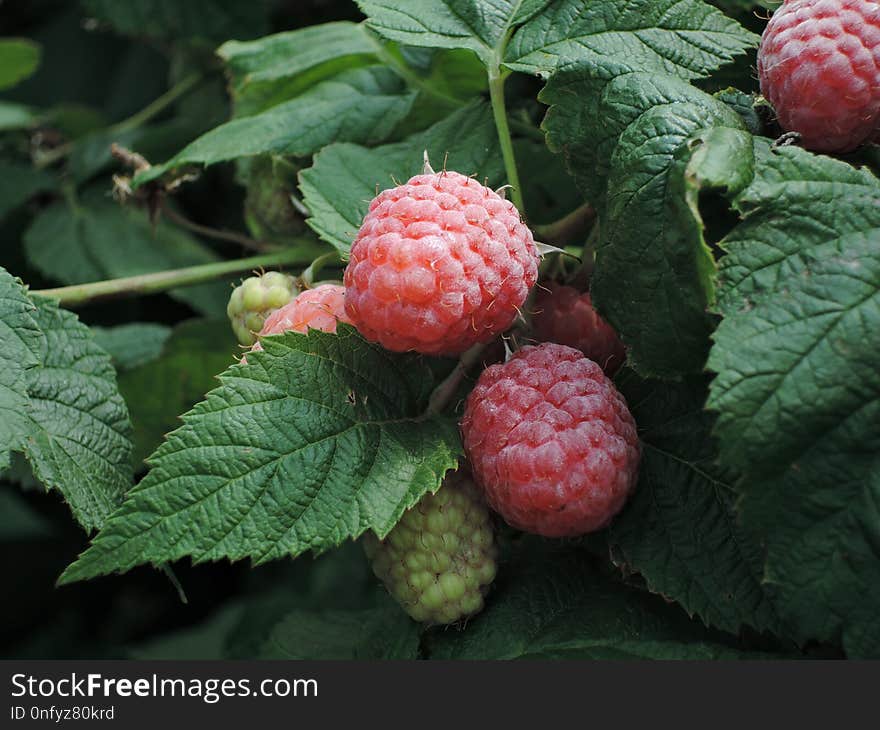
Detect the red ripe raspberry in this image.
<box><xmin>532</xmin><ymin>283</ymin><xmax>626</xmax><ymax>376</ymax></box>
<box><xmin>245</xmin><ymin>284</ymin><xmax>351</xmax><ymax>362</ymax></box>
<box><xmin>344</xmin><ymin>171</ymin><xmax>539</xmax><ymax>355</ymax></box>
<box><xmin>758</xmin><ymin>0</ymin><xmax>880</xmax><ymax>152</ymax></box>
<box><xmin>259</xmin><ymin>283</ymin><xmax>350</xmax><ymax>337</ymax></box>
<box><xmin>461</xmin><ymin>343</ymin><xmax>640</xmax><ymax>538</ymax></box>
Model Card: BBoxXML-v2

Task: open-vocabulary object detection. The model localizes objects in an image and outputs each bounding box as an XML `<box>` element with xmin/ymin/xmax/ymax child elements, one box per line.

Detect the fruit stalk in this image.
<box><xmin>488</xmin><ymin>66</ymin><xmax>526</xmax><ymax>215</ymax></box>
<box><xmin>32</xmin><ymin>246</ymin><xmax>324</xmax><ymax>307</ymax></box>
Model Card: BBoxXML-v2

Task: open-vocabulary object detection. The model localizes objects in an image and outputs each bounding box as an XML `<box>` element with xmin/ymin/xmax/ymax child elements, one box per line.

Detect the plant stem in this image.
<box><xmin>112</xmin><ymin>71</ymin><xmax>204</xmax><ymax>136</ymax></box>
<box><xmin>426</xmin><ymin>343</ymin><xmax>489</xmax><ymax>415</ymax></box>
<box><xmin>532</xmin><ymin>202</ymin><xmax>596</xmax><ymax>246</ymax></box>
<box><xmin>32</xmin><ymin>247</ymin><xmax>321</xmax><ymax>307</ymax></box>
<box><xmin>35</xmin><ymin>71</ymin><xmax>206</xmax><ymax>169</ymax></box>
<box><xmin>488</xmin><ymin>69</ymin><xmax>526</xmax><ymax>215</ymax></box>
<box><xmin>161</xmin><ymin>203</ymin><xmax>279</xmax><ymax>253</ymax></box>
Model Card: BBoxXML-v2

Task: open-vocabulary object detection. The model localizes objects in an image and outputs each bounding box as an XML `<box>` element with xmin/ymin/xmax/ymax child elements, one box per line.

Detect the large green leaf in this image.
<box><xmin>136</xmin><ymin>67</ymin><xmax>418</xmax><ymax>185</ymax></box>
<box><xmin>608</xmin><ymin>373</ymin><xmax>782</xmax><ymax>637</ymax></box>
<box><xmin>91</xmin><ymin>323</ymin><xmax>173</xmax><ymax>373</ymax></box>
<box><xmin>358</xmin><ymin>0</ymin><xmax>755</xmax><ymax>77</ymax></box>
<box><xmin>117</xmin><ymin>318</ymin><xmax>238</xmax><ymax>467</ymax></box>
<box><xmin>299</xmin><ymin>101</ymin><xmax>504</xmax><ymax>253</ymax></box>
<box><xmin>506</xmin><ymin>0</ymin><xmax>757</xmax><ymax>77</ymax></box>
<box><xmin>709</xmin><ymin>143</ymin><xmax>880</xmax><ymax>657</ymax></box>
<box><xmin>219</xmin><ymin>22</ymin><xmax>380</xmax><ymax>117</ymax></box>
<box><xmin>544</xmin><ymin>68</ymin><xmax>751</xmax><ymax>376</ymax></box>
<box><xmin>59</xmin><ymin>327</ymin><xmax>460</xmax><ymax>584</ymax></box>
<box><xmin>0</xmin><ymin>39</ymin><xmax>41</xmax><ymax>90</ymax></box>
<box><xmin>23</xmin><ymin>193</ymin><xmax>230</xmax><ymax>316</ymax></box>
<box><xmin>0</xmin><ymin>269</ymin><xmax>43</xmax><ymax>471</ymax></box>
<box><xmin>357</xmin><ymin>0</ymin><xmax>546</xmax><ymax>67</ymax></box>
<box><xmin>428</xmin><ymin>546</ymin><xmax>775</xmax><ymax>659</ymax></box>
<box><xmin>22</xmin><ymin>298</ymin><xmax>133</xmax><ymax>532</ymax></box>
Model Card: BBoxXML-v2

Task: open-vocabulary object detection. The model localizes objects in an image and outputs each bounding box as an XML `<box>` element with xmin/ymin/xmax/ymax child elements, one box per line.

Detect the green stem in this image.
<box><xmin>426</xmin><ymin>343</ymin><xmax>489</xmax><ymax>416</ymax></box>
<box><xmin>488</xmin><ymin>69</ymin><xmax>526</xmax><ymax>215</ymax></box>
<box><xmin>365</xmin><ymin>30</ymin><xmax>464</xmax><ymax>107</ymax></box>
<box><xmin>32</xmin><ymin>247</ymin><xmax>321</xmax><ymax>307</ymax></box>
<box><xmin>532</xmin><ymin>202</ymin><xmax>596</xmax><ymax>246</ymax></box>
<box><xmin>35</xmin><ymin>71</ymin><xmax>206</xmax><ymax>169</ymax></box>
<box><xmin>111</xmin><ymin>71</ymin><xmax>205</xmax><ymax>136</ymax></box>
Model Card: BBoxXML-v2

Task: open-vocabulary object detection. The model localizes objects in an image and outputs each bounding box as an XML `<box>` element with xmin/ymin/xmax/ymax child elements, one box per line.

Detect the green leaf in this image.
<box><xmin>23</xmin><ymin>297</ymin><xmax>133</xmax><ymax>532</ymax></box>
<box><xmin>0</xmin><ymin>101</ymin><xmax>37</xmax><ymax>131</ymax></box>
<box><xmin>117</xmin><ymin>319</ymin><xmax>238</xmax><ymax>467</ymax></box>
<box><xmin>90</xmin><ymin>323</ymin><xmax>173</xmax><ymax>373</ymax></box>
<box><xmin>506</xmin><ymin>0</ymin><xmax>757</xmax><ymax>78</ymax></box>
<box><xmin>218</xmin><ymin>22</ymin><xmax>380</xmax><ymax>117</ymax></box>
<box><xmin>299</xmin><ymin>101</ymin><xmax>504</xmax><ymax>252</ymax></box>
<box><xmin>428</xmin><ymin>545</ymin><xmax>775</xmax><ymax>659</ymax></box>
<box><xmin>59</xmin><ymin>327</ymin><xmax>461</xmax><ymax>584</ymax></box>
<box><xmin>545</xmin><ymin>69</ymin><xmax>750</xmax><ymax>376</ymax></box>
<box><xmin>0</xmin><ymin>269</ymin><xmax>43</xmax><ymax>472</ymax></box>
<box><xmin>0</xmin><ymin>39</ymin><xmax>41</xmax><ymax>90</ymax></box>
<box><xmin>0</xmin><ymin>161</ymin><xmax>57</xmax><ymax>220</ymax></box>
<box><xmin>357</xmin><ymin>0</ymin><xmax>546</xmax><ymax>67</ymax></box>
<box><xmin>81</xmin><ymin>0</ymin><xmax>268</xmax><ymax>44</ymax></box>
<box><xmin>135</xmin><ymin>67</ymin><xmax>418</xmax><ymax>186</ymax></box>
<box><xmin>708</xmin><ymin>143</ymin><xmax>880</xmax><ymax>656</ymax></box>
<box><xmin>259</xmin><ymin>599</ymin><xmax>421</xmax><ymax>659</ymax></box>
<box><xmin>710</xmin><ymin>144</ymin><xmax>880</xmax><ymax>476</ymax></box>
<box><xmin>608</xmin><ymin>373</ymin><xmax>782</xmax><ymax>637</ymax></box>
<box><xmin>23</xmin><ymin>192</ymin><xmax>230</xmax><ymax>316</ymax></box>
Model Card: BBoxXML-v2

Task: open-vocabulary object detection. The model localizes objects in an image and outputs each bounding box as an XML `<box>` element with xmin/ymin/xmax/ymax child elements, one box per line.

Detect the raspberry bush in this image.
<box><xmin>1</xmin><ymin>0</ymin><xmax>878</xmax><ymax>660</ymax></box>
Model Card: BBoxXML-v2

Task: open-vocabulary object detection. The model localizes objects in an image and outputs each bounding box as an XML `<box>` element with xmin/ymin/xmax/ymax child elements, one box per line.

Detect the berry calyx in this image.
<box><xmin>758</xmin><ymin>0</ymin><xmax>880</xmax><ymax>153</ymax></box>
<box><xmin>461</xmin><ymin>343</ymin><xmax>640</xmax><ymax>538</ymax></box>
<box><xmin>343</xmin><ymin>170</ymin><xmax>539</xmax><ymax>355</ymax></box>
<box><xmin>532</xmin><ymin>282</ymin><xmax>626</xmax><ymax>375</ymax></box>
<box><xmin>363</xmin><ymin>469</ymin><xmax>497</xmax><ymax>625</ymax></box>
<box><xmin>227</xmin><ymin>271</ymin><xmax>299</xmax><ymax>346</ymax></box>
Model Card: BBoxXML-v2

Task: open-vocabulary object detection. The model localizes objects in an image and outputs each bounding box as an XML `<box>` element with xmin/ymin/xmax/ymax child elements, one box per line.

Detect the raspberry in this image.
<box><xmin>532</xmin><ymin>283</ymin><xmax>626</xmax><ymax>376</ymax></box>
<box><xmin>758</xmin><ymin>0</ymin><xmax>880</xmax><ymax>152</ymax></box>
<box><xmin>461</xmin><ymin>343</ymin><xmax>640</xmax><ymax>538</ymax></box>
<box><xmin>259</xmin><ymin>283</ymin><xmax>351</xmax><ymax>337</ymax></box>
<box><xmin>363</xmin><ymin>470</ymin><xmax>497</xmax><ymax>625</ymax></box>
<box><xmin>343</xmin><ymin>170</ymin><xmax>539</xmax><ymax>355</ymax></box>
<box><xmin>227</xmin><ymin>271</ymin><xmax>299</xmax><ymax>346</ymax></box>
<box><xmin>245</xmin><ymin>284</ymin><xmax>352</xmax><ymax>362</ymax></box>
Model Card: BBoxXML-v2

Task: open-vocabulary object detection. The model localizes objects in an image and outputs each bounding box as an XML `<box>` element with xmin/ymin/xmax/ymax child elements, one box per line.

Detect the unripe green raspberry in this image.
<box><xmin>363</xmin><ymin>470</ymin><xmax>498</xmax><ymax>625</ymax></box>
<box><xmin>227</xmin><ymin>271</ymin><xmax>299</xmax><ymax>346</ymax></box>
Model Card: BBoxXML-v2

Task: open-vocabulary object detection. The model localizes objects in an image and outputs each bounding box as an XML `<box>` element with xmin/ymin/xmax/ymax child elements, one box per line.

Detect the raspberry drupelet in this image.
<box><xmin>344</xmin><ymin>170</ymin><xmax>540</xmax><ymax>356</ymax></box>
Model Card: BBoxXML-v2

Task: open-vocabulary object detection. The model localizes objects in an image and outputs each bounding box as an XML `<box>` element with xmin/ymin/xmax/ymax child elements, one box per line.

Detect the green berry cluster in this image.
<box><xmin>363</xmin><ymin>471</ymin><xmax>497</xmax><ymax>625</ymax></box>
<box><xmin>226</xmin><ymin>271</ymin><xmax>299</xmax><ymax>346</ymax></box>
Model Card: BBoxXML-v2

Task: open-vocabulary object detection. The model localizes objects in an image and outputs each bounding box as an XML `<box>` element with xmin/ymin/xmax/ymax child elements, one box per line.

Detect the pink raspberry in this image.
<box><xmin>460</xmin><ymin>343</ymin><xmax>640</xmax><ymax>538</ymax></box>
<box><xmin>758</xmin><ymin>0</ymin><xmax>880</xmax><ymax>152</ymax></box>
<box><xmin>532</xmin><ymin>283</ymin><xmax>626</xmax><ymax>376</ymax></box>
<box><xmin>245</xmin><ymin>284</ymin><xmax>351</xmax><ymax>361</ymax></box>
<box><xmin>343</xmin><ymin>171</ymin><xmax>539</xmax><ymax>355</ymax></box>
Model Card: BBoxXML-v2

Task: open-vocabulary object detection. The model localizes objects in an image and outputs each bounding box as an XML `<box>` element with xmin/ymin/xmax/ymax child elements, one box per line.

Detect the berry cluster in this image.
<box><xmin>230</xmin><ymin>164</ymin><xmax>641</xmax><ymax>624</ymax></box>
